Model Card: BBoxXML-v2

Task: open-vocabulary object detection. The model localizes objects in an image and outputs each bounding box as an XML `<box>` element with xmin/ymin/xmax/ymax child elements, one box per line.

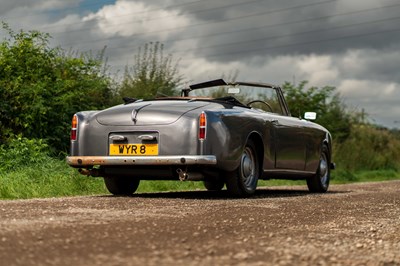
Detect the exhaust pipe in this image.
<box><xmin>176</xmin><ymin>168</ymin><xmax>204</xmax><ymax>181</ymax></box>
<box><xmin>176</xmin><ymin>168</ymin><xmax>188</xmax><ymax>181</ymax></box>
<box><xmin>78</xmin><ymin>168</ymin><xmax>102</xmax><ymax>177</ymax></box>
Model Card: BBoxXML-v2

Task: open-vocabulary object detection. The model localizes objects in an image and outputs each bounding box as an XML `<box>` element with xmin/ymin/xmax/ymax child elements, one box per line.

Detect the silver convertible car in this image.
<box><xmin>67</xmin><ymin>79</ymin><xmax>335</xmax><ymax>197</ymax></box>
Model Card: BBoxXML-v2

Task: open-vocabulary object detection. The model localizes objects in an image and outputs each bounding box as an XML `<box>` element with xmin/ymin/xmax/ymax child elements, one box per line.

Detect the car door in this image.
<box><xmin>253</xmin><ymin>86</ymin><xmax>307</xmax><ymax>171</ymax></box>
<box><xmin>270</xmin><ymin>115</ymin><xmax>307</xmax><ymax>170</ymax></box>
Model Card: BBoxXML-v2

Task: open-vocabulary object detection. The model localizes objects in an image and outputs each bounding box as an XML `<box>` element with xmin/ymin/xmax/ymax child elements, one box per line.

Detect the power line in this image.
<box><xmin>73</xmin><ymin>3</ymin><xmax>400</xmax><ymax>55</ymax></box>
<box><xmin>33</xmin><ymin>0</ymin><xmax>265</xmax><ymax>32</ymax></box>
<box><xmin>51</xmin><ymin>0</ymin><xmax>337</xmax><ymax>38</ymax></box>
<box><xmin>59</xmin><ymin>0</ymin><xmax>340</xmax><ymax>48</ymax></box>
<box><xmin>5</xmin><ymin>0</ymin><xmax>400</xmax><ymax>72</ymax></box>
<box><xmin>59</xmin><ymin>1</ymin><xmax>400</xmax><ymax>50</ymax></box>
<box><xmin>171</xmin><ymin>16</ymin><xmax>400</xmax><ymax>55</ymax></box>
<box><xmin>177</xmin><ymin>27</ymin><xmax>400</xmax><ymax>62</ymax></box>
<box><xmin>107</xmin><ymin>19</ymin><xmax>400</xmax><ymax>69</ymax></box>
<box><xmin>94</xmin><ymin>0</ymin><xmax>267</xmax><ymax>26</ymax></box>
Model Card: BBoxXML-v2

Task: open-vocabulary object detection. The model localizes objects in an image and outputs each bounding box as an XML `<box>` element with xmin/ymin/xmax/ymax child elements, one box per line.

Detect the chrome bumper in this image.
<box><xmin>66</xmin><ymin>155</ymin><xmax>217</xmax><ymax>167</ymax></box>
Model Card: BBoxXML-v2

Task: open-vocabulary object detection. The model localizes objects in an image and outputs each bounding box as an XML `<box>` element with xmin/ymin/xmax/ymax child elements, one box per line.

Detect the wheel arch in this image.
<box><xmin>247</xmin><ymin>131</ymin><xmax>264</xmax><ymax>176</ymax></box>
<box><xmin>322</xmin><ymin>132</ymin><xmax>333</xmax><ymax>162</ymax></box>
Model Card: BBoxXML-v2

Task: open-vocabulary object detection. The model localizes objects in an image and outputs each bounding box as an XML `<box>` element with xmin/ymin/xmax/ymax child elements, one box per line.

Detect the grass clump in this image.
<box><xmin>0</xmin><ymin>159</ymin><xmax>106</xmax><ymax>199</ymax></box>
<box><xmin>0</xmin><ymin>136</ymin><xmax>106</xmax><ymax>199</ymax></box>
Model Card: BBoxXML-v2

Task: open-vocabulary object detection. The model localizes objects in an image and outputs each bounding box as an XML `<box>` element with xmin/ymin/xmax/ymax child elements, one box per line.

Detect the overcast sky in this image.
<box><xmin>1</xmin><ymin>0</ymin><xmax>400</xmax><ymax>128</ymax></box>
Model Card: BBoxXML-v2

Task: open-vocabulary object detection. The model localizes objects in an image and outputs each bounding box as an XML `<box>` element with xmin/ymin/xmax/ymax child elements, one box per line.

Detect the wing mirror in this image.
<box><xmin>304</xmin><ymin>112</ymin><xmax>317</xmax><ymax>120</ymax></box>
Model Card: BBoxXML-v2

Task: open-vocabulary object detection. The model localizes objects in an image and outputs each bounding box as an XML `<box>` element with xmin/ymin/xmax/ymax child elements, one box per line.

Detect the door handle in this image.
<box><xmin>271</xmin><ymin>119</ymin><xmax>279</xmax><ymax>125</ymax></box>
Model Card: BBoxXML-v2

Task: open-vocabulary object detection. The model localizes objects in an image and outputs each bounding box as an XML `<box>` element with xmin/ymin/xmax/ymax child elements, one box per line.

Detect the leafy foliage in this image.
<box><xmin>0</xmin><ymin>23</ymin><xmax>113</xmax><ymax>152</ymax></box>
<box><xmin>0</xmin><ymin>135</ymin><xmax>49</xmax><ymax>171</ymax></box>
<box><xmin>117</xmin><ymin>42</ymin><xmax>182</xmax><ymax>101</ymax></box>
<box><xmin>334</xmin><ymin>125</ymin><xmax>400</xmax><ymax>171</ymax></box>
<box><xmin>282</xmin><ymin>81</ymin><xmax>352</xmax><ymax>141</ymax></box>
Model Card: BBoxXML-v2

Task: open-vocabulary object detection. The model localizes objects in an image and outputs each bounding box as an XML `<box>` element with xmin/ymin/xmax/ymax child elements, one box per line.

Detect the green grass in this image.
<box><xmin>331</xmin><ymin>169</ymin><xmax>400</xmax><ymax>184</ymax></box>
<box><xmin>0</xmin><ymin>159</ymin><xmax>107</xmax><ymax>199</ymax></box>
<box><xmin>1</xmin><ymin>159</ymin><xmax>400</xmax><ymax>200</ymax></box>
<box><xmin>137</xmin><ymin>180</ymin><xmax>204</xmax><ymax>193</ymax></box>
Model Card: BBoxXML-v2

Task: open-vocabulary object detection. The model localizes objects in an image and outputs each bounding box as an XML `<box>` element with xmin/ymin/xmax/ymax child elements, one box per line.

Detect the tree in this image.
<box><xmin>282</xmin><ymin>81</ymin><xmax>352</xmax><ymax>141</ymax></box>
<box><xmin>117</xmin><ymin>42</ymin><xmax>183</xmax><ymax>101</ymax></box>
<box><xmin>0</xmin><ymin>23</ymin><xmax>113</xmax><ymax>153</ymax></box>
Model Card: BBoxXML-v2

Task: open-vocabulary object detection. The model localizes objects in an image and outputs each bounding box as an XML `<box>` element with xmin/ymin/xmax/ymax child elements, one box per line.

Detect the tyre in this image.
<box><xmin>307</xmin><ymin>145</ymin><xmax>330</xmax><ymax>193</ymax></box>
<box><xmin>225</xmin><ymin>139</ymin><xmax>260</xmax><ymax>197</ymax></box>
<box><xmin>104</xmin><ymin>177</ymin><xmax>140</xmax><ymax>196</ymax></box>
<box><xmin>203</xmin><ymin>179</ymin><xmax>224</xmax><ymax>191</ymax></box>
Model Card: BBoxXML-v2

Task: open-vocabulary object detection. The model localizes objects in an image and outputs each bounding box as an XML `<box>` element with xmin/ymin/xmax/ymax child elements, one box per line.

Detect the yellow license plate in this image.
<box><xmin>109</xmin><ymin>144</ymin><xmax>159</xmax><ymax>156</ymax></box>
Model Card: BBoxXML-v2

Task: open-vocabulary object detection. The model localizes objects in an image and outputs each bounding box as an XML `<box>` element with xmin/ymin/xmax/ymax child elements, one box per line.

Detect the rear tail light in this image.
<box><xmin>199</xmin><ymin>112</ymin><xmax>207</xmax><ymax>140</ymax></box>
<box><xmin>71</xmin><ymin>114</ymin><xmax>78</xmax><ymax>141</ymax></box>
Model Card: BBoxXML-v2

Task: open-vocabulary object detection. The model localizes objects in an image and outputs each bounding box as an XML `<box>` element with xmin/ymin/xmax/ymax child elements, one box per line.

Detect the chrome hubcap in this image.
<box><xmin>241</xmin><ymin>147</ymin><xmax>256</xmax><ymax>187</ymax></box>
<box><xmin>320</xmin><ymin>153</ymin><xmax>329</xmax><ymax>187</ymax></box>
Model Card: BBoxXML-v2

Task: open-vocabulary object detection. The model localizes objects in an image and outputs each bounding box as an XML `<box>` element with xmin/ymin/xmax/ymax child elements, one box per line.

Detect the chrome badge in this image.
<box><xmin>131</xmin><ymin>109</ymin><xmax>138</xmax><ymax>123</ymax></box>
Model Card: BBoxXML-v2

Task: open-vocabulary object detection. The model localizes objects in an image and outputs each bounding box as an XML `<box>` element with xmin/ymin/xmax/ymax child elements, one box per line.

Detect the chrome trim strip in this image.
<box><xmin>66</xmin><ymin>155</ymin><xmax>217</xmax><ymax>166</ymax></box>
<box><xmin>264</xmin><ymin>169</ymin><xmax>315</xmax><ymax>175</ymax></box>
<box><xmin>138</xmin><ymin>135</ymin><xmax>156</xmax><ymax>141</ymax></box>
<box><xmin>109</xmin><ymin>135</ymin><xmax>127</xmax><ymax>141</ymax></box>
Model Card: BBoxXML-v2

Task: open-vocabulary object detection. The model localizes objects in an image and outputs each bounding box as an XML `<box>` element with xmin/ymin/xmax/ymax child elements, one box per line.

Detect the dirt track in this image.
<box><xmin>1</xmin><ymin>181</ymin><xmax>399</xmax><ymax>266</ymax></box>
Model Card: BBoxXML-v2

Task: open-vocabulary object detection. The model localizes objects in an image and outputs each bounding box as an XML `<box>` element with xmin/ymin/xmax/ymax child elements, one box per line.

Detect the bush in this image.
<box><xmin>0</xmin><ymin>136</ymin><xmax>50</xmax><ymax>171</ymax></box>
<box><xmin>334</xmin><ymin>125</ymin><xmax>400</xmax><ymax>171</ymax></box>
<box><xmin>117</xmin><ymin>42</ymin><xmax>182</xmax><ymax>101</ymax></box>
<box><xmin>0</xmin><ymin>23</ymin><xmax>113</xmax><ymax>153</ymax></box>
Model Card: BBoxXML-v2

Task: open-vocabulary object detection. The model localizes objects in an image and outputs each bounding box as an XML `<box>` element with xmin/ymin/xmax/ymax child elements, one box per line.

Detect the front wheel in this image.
<box><xmin>307</xmin><ymin>145</ymin><xmax>330</xmax><ymax>193</ymax></box>
<box><xmin>104</xmin><ymin>177</ymin><xmax>140</xmax><ymax>196</ymax></box>
<box><xmin>225</xmin><ymin>139</ymin><xmax>260</xmax><ymax>197</ymax></box>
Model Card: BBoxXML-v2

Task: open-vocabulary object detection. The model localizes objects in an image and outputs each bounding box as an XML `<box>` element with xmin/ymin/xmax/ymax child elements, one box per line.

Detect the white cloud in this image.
<box><xmin>296</xmin><ymin>54</ymin><xmax>339</xmax><ymax>86</ymax></box>
<box><xmin>338</xmin><ymin>79</ymin><xmax>400</xmax><ymax>101</ymax></box>
<box><xmin>181</xmin><ymin>54</ymin><xmax>340</xmax><ymax>87</ymax></box>
<box><xmin>180</xmin><ymin>57</ymin><xmax>242</xmax><ymax>83</ymax></box>
<box><xmin>338</xmin><ymin>79</ymin><xmax>377</xmax><ymax>100</ymax></box>
<box><xmin>82</xmin><ymin>0</ymin><xmax>191</xmax><ymax>39</ymax></box>
<box><xmin>338</xmin><ymin>79</ymin><xmax>400</xmax><ymax>125</ymax></box>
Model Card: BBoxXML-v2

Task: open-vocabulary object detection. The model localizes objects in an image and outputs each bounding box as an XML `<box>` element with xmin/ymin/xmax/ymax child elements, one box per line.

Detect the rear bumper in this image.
<box><xmin>66</xmin><ymin>155</ymin><xmax>217</xmax><ymax>167</ymax></box>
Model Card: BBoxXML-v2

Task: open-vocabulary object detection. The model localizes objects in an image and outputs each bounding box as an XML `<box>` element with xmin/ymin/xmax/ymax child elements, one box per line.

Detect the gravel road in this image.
<box><xmin>1</xmin><ymin>181</ymin><xmax>399</xmax><ymax>266</ymax></box>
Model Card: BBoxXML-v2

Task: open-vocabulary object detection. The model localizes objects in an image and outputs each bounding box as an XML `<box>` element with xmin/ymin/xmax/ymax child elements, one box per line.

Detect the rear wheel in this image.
<box><xmin>225</xmin><ymin>139</ymin><xmax>260</xmax><ymax>197</ymax></box>
<box><xmin>307</xmin><ymin>145</ymin><xmax>330</xmax><ymax>193</ymax></box>
<box><xmin>104</xmin><ymin>177</ymin><xmax>140</xmax><ymax>196</ymax></box>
